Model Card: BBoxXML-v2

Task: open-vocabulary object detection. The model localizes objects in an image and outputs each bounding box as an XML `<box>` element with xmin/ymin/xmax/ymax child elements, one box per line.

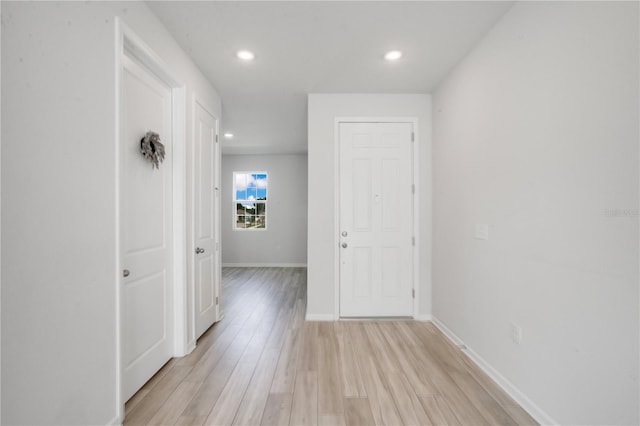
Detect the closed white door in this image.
<box><xmin>339</xmin><ymin>122</ymin><xmax>414</xmax><ymax>317</ymax></box>
<box><xmin>193</xmin><ymin>101</ymin><xmax>218</xmax><ymax>338</ymax></box>
<box><xmin>121</xmin><ymin>55</ymin><xmax>173</xmax><ymax>402</ymax></box>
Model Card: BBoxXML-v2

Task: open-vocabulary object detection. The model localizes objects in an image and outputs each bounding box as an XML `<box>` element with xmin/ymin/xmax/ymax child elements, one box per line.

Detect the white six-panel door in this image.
<box><xmin>193</xmin><ymin>101</ymin><xmax>218</xmax><ymax>339</ymax></box>
<box><xmin>121</xmin><ymin>55</ymin><xmax>173</xmax><ymax>402</ymax></box>
<box><xmin>339</xmin><ymin>122</ymin><xmax>414</xmax><ymax>317</ymax></box>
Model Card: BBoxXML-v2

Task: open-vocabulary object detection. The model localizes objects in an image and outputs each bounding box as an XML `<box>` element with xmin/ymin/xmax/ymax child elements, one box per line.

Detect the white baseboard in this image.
<box><xmin>413</xmin><ymin>313</ymin><xmax>432</xmax><ymax>322</ymax></box>
<box><xmin>222</xmin><ymin>262</ymin><xmax>307</xmax><ymax>268</ymax></box>
<box><xmin>305</xmin><ymin>313</ymin><xmax>335</xmax><ymax>321</ymax></box>
<box><xmin>431</xmin><ymin>316</ymin><xmax>557</xmax><ymax>426</ymax></box>
<box><xmin>106</xmin><ymin>412</ymin><xmax>123</xmax><ymax>426</ymax></box>
<box><xmin>185</xmin><ymin>341</ymin><xmax>196</xmax><ymax>356</ymax></box>
<box><xmin>430</xmin><ymin>316</ymin><xmax>465</xmax><ymax>346</ymax></box>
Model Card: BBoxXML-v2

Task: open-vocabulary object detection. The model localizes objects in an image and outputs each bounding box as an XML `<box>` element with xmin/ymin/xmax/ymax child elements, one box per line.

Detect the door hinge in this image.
<box><xmin>411</xmin><ymin>132</ymin><xmax>415</xmax><ymax>142</ymax></box>
<box><xmin>216</xmin><ymin>296</ymin><xmax>219</xmax><ymax>305</ymax></box>
<box><xmin>215</xmin><ymin>242</ymin><xmax>219</xmax><ymax>251</ymax></box>
<box><xmin>411</xmin><ymin>184</ymin><xmax>415</xmax><ymax>194</ymax></box>
<box><xmin>412</xmin><ymin>236</ymin><xmax>415</xmax><ymax>246</ymax></box>
<box><xmin>412</xmin><ymin>289</ymin><xmax>415</xmax><ymax>298</ymax></box>
<box><xmin>216</xmin><ymin>134</ymin><xmax>219</xmax><ymax>143</ymax></box>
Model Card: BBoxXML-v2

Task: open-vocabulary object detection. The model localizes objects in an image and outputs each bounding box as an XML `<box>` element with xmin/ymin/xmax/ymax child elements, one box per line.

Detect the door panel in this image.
<box><xmin>339</xmin><ymin>122</ymin><xmax>413</xmax><ymax>317</ymax></box>
<box><xmin>121</xmin><ymin>55</ymin><xmax>173</xmax><ymax>402</ymax></box>
<box><xmin>353</xmin><ymin>159</ymin><xmax>373</xmax><ymax>231</ymax></box>
<box><xmin>194</xmin><ymin>101</ymin><xmax>218</xmax><ymax>338</ymax></box>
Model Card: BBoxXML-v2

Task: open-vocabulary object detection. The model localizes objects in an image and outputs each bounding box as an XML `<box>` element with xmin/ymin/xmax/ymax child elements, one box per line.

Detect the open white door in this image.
<box><xmin>339</xmin><ymin>122</ymin><xmax>414</xmax><ymax>317</ymax></box>
<box><xmin>120</xmin><ymin>55</ymin><xmax>173</xmax><ymax>401</ymax></box>
<box><xmin>193</xmin><ymin>100</ymin><xmax>219</xmax><ymax>339</ymax></box>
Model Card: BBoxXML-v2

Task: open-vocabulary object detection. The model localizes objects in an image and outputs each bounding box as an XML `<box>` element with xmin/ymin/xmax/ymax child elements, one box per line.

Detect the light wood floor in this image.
<box><xmin>124</xmin><ymin>267</ymin><xmax>537</xmax><ymax>426</ymax></box>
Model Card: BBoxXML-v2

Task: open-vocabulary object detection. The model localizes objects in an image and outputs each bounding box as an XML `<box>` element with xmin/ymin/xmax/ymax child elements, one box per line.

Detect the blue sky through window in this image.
<box><xmin>235</xmin><ymin>173</ymin><xmax>267</xmax><ymax>202</ymax></box>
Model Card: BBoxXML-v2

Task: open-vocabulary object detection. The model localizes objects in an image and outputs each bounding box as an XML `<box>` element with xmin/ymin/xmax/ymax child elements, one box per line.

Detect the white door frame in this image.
<box><xmin>186</xmin><ymin>95</ymin><xmax>222</xmax><ymax>351</ymax></box>
<box><xmin>334</xmin><ymin>117</ymin><xmax>420</xmax><ymax>320</ymax></box>
<box><xmin>114</xmin><ymin>18</ymin><xmax>188</xmax><ymax>417</ymax></box>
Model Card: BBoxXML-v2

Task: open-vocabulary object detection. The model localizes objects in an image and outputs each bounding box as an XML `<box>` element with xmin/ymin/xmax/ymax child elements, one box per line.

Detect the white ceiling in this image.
<box><xmin>147</xmin><ymin>1</ymin><xmax>513</xmax><ymax>155</ymax></box>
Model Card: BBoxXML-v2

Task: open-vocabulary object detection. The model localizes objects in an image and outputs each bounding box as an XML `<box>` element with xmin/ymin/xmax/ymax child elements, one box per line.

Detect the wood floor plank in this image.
<box><xmin>345</xmin><ymin>322</ymin><xmax>403</xmax><ymax>426</ymax></box>
<box><xmin>124</xmin><ymin>365</ymin><xmax>193</xmax><ymax>426</ymax></box>
<box><xmin>379</xmin><ymin>322</ymin><xmax>438</xmax><ymax>397</ymax></box>
<box><xmin>181</xmin><ymin>270</ymin><xmax>284</xmax><ymax>419</ymax></box>
<box><xmin>124</xmin><ymin>268</ymin><xmax>537</xmax><ymax>426</ymax></box>
<box><xmin>385</xmin><ymin>372</ymin><xmax>433</xmax><ymax>426</ymax></box>
<box><xmin>175</xmin><ymin>415</ymin><xmax>207</xmax><ymax>426</ymax></box>
<box><xmin>297</xmin><ymin>321</ymin><xmax>319</xmax><ymax>372</ymax></box>
<box><xmin>269</xmin><ymin>328</ymin><xmax>302</xmax><ymax>394</ymax></box>
<box><xmin>419</xmin><ymin>395</ymin><xmax>462</xmax><ymax>426</ymax></box>
<box><xmin>334</xmin><ymin>322</ymin><xmax>367</xmax><ymax>398</ymax></box>
<box><xmin>343</xmin><ymin>398</ymin><xmax>376</xmax><ymax>426</ymax></box>
<box><xmin>364</xmin><ymin>355</ymin><xmax>404</xmax><ymax>426</ymax></box>
<box><xmin>124</xmin><ymin>388</ymin><xmax>150</xmax><ymax>418</ymax></box>
<box><xmin>290</xmin><ymin>371</ymin><xmax>318</xmax><ymax>426</ymax></box>
<box><xmin>407</xmin><ymin>344</ymin><xmax>490</xmax><ymax>426</ymax></box>
<box><xmin>362</xmin><ymin>322</ymin><xmax>402</xmax><ymax>374</ymax></box>
<box><xmin>450</xmin><ymin>371</ymin><xmax>518</xmax><ymax>426</ymax></box>
<box><xmin>203</xmin><ymin>359</ymin><xmax>256</xmax><ymax>426</ymax></box>
<box><xmin>261</xmin><ymin>393</ymin><xmax>293</xmax><ymax>426</ymax></box>
<box><xmin>454</xmin><ymin>348</ymin><xmax>538</xmax><ymax>425</ymax></box>
<box><xmin>233</xmin><ymin>287</ymin><xmax>298</xmax><ymax>425</ymax></box>
<box><xmin>317</xmin><ymin>322</ymin><xmax>344</xmax><ymax>415</ymax></box>
<box><xmin>319</xmin><ymin>414</ymin><xmax>347</xmax><ymax>426</ymax></box>
<box><xmin>125</xmin><ymin>359</ymin><xmax>177</xmax><ymax>416</ymax></box>
<box><xmin>146</xmin><ymin>381</ymin><xmax>201</xmax><ymax>426</ymax></box>
<box><xmin>203</xmin><ymin>277</ymin><xmax>289</xmax><ymax>425</ymax></box>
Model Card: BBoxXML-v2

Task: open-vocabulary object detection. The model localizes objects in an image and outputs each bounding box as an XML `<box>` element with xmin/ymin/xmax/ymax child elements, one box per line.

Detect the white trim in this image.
<box><xmin>430</xmin><ymin>316</ymin><xmax>465</xmax><ymax>347</ymax></box>
<box><xmin>113</xmin><ymin>17</ymin><xmax>123</xmax><ymax>423</ymax></box>
<box><xmin>431</xmin><ymin>316</ymin><xmax>558</xmax><ymax>426</ymax></box>
<box><xmin>171</xmin><ymin>85</ymin><xmax>188</xmax><ymax>358</ymax></box>
<box><xmin>333</xmin><ymin>121</ymin><xmax>341</xmax><ymax>320</ymax></box>
<box><xmin>105</xmin><ymin>413</ymin><xmax>123</xmax><ymax>426</ymax></box>
<box><xmin>222</xmin><ymin>263</ymin><xmax>307</xmax><ymax>268</ymax></box>
<box><xmin>213</xmin><ymin>106</ymin><xmax>222</xmax><ymax>323</ymax></box>
<box><xmin>413</xmin><ymin>314</ymin><xmax>432</xmax><ymax>322</ymax></box>
<box><xmin>334</xmin><ymin>117</ymin><xmax>420</xmax><ymax>320</ymax></box>
<box><xmin>189</xmin><ymin>95</ymin><xmax>223</xmax><ymax>343</ymax></box>
<box><xmin>184</xmin><ymin>341</ymin><xmax>196</xmax><ymax>357</ymax></box>
<box><xmin>305</xmin><ymin>314</ymin><xmax>335</xmax><ymax>321</ymax></box>
<box><xmin>115</xmin><ymin>17</ymin><xmax>188</xmax><ymax>409</ymax></box>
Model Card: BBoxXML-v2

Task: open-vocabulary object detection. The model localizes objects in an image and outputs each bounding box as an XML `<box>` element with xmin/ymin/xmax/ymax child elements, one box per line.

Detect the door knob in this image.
<box><xmin>341</xmin><ymin>231</ymin><xmax>348</xmax><ymax>237</ymax></box>
<box><xmin>341</xmin><ymin>242</ymin><xmax>348</xmax><ymax>248</ymax></box>
<box><xmin>123</xmin><ymin>269</ymin><xmax>130</xmax><ymax>278</ymax></box>
<box><xmin>196</xmin><ymin>247</ymin><xmax>205</xmax><ymax>254</ymax></box>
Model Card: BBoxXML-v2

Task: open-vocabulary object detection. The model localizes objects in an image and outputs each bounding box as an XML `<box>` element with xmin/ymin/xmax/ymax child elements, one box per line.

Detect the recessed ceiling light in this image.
<box><xmin>224</xmin><ymin>132</ymin><xmax>234</xmax><ymax>139</ymax></box>
<box><xmin>384</xmin><ymin>50</ymin><xmax>403</xmax><ymax>61</ymax></box>
<box><xmin>236</xmin><ymin>50</ymin><xmax>255</xmax><ymax>61</ymax></box>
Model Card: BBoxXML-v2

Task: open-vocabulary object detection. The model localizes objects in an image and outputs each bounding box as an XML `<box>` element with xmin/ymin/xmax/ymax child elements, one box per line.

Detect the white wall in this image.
<box><xmin>307</xmin><ymin>94</ymin><xmax>432</xmax><ymax>319</ymax></box>
<box><xmin>432</xmin><ymin>2</ymin><xmax>639</xmax><ymax>425</ymax></box>
<box><xmin>1</xmin><ymin>2</ymin><xmax>221</xmax><ymax>424</ymax></box>
<box><xmin>221</xmin><ymin>154</ymin><xmax>308</xmax><ymax>266</ymax></box>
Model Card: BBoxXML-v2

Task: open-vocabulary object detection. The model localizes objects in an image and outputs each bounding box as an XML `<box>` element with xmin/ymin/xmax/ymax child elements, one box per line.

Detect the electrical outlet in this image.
<box><xmin>510</xmin><ymin>322</ymin><xmax>522</xmax><ymax>344</ymax></box>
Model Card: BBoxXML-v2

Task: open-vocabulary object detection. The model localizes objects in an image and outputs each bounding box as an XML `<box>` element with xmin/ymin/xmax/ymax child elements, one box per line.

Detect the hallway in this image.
<box><xmin>124</xmin><ymin>267</ymin><xmax>537</xmax><ymax>425</ymax></box>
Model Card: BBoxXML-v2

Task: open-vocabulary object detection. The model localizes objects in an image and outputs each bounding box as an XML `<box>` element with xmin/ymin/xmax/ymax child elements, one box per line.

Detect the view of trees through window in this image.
<box><xmin>234</xmin><ymin>172</ymin><xmax>267</xmax><ymax>230</ymax></box>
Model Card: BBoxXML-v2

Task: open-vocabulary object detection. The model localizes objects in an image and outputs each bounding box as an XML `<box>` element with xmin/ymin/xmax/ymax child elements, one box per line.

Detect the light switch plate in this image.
<box><xmin>475</xmin><ymin>224</ymin><xmax>489</xmax><ymax>240</ymax></box>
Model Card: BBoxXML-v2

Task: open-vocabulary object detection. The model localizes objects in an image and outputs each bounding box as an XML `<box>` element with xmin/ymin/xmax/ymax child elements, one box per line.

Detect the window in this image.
<box><xmin>234</xmin><ymin>172</ymin><xmax>268</xmax><ymax>230</ymax></box>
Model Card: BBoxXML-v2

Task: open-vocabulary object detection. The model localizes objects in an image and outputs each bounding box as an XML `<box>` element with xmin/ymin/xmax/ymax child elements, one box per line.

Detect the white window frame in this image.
<box><xmin>233</xmin><ymin>171</ymin><xmax>268</xmax><ymax>231</ymax></box>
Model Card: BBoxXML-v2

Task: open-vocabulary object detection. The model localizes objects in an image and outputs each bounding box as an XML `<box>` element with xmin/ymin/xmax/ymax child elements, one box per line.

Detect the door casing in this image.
<box><xmin>114</xmin><ymin>18</ymin><xmax>188</xmax><ymax>418</ymax></box>
<box><xmin>188</xmin><ymin>96</ymin><xmax>221</xmax><ymax>345</ymax></box>
<box><xmin>334</xmin><ymin>117</ymin><xmax>420</xmax><ymax>319</ymax></box>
